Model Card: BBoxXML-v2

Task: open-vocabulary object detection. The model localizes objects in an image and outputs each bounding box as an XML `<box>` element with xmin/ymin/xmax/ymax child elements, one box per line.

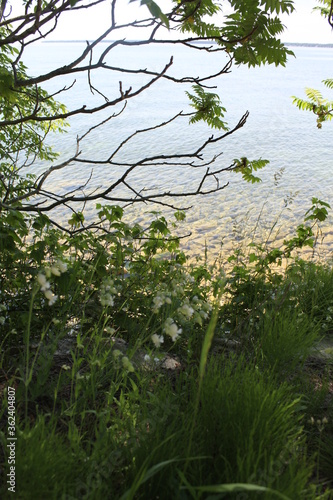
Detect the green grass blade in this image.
<box><xmin>193</xmin><ymin>482</ymin><xmax>292</xmax><ymax>499</ymax></box>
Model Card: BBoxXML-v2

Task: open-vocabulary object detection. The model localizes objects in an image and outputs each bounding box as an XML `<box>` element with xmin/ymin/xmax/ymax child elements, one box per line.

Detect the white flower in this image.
<box><xmin>37</xmin><ymin>273</ymin><xmax>50</xmax><ymax>292</ymax></box>
<box><xmin>144</xmin><ymin>354</ymin><xmax>151</xmax><ymax>362</ymax></box>
<box><xmin>44</xmin><ymin>289</ymin><xmax>58</xmax><ymax>306</ymax></box>
<box><xmin>44</xmin><ymin>289</ymin><xmax>54</xmax><ymax>300</ymax></box>
<box><xmin>48</xmin><ymin>296</ymin><xmax>58</xmax><ymax>306</ymax></box>
<box><xmin>101</xmin><ymin>278</ymin><xmax>117</xmax><ymax>294</ymax></box>
<box><xmin>172</xmin><ymin>284</ymin><xmax>184</xmax><ymax>296</ymax></box>
<box><xmin>151</xmin><ymin>334</ymin><xmax>164</xmax><ymax>348</ymax></box>
<box><xmin>57</xmin><ymin>260</ymin><xmax>68</xmax><ymax>273</ymax></box>
<box><xmin>51</xmin><ymin>265</ymin><xmax>61</xmax><ymax>276</ymax></box>
<box><xmin>178</xmin><ymin>303</ymin><xmax>194</xmax><ymax>319</ymax></box>
<box><xmin>152</xmin><ymin>292</ymin><xmax>171</xmax><ymax>313</ymax></box>
<box><xmin>163</xmin><ymin>318</ymin><xmax>182</xmax><ymax>342</ymax></box>
<box><xmin>100</xmin><ymin>278</ymin><xmax>117</xmax><ymax>307</ymax></box>
<box><xmin>153</xmin><ymin>295</ymin><xmax>164</xmax><ymax>312</ymax></box>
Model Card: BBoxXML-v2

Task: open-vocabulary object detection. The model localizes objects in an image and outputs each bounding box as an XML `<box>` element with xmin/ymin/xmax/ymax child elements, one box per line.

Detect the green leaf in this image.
<box><xmin>323</xmin><ymin>78</ymin><xmax>333</xmax><ymax>89</ymax></box>
<box><xmin>68</xmin><ymin>211</ymin><xmax>85</xmax><ymax>229</ymax></box>
<box><xmin>0</xmin><ymin>67</ymin><xmax>15</xmax><ymax>101</ymax></box>
<box><xmin>249</xmin><ymin>253</ymin><xmax>258</xmax><ymax>263</ymax></box>
<box><xmin>140</xmin><ymin>0</ymin><xmax>169</xmax><ymax>28</ymax></box>
<box><xmin>174</xmin><ymin>210</ymin><xmax>186</xmax><ymax>222</ymax></box>
<box><xmin>150</xmin><ymin>218</ymin><xmax>169</xmax><ymax>235</ymax></box>
<box><xmin>199</xmin><ymin>294</ymin><xmax>223</xmax><ymax>381</ymax></box>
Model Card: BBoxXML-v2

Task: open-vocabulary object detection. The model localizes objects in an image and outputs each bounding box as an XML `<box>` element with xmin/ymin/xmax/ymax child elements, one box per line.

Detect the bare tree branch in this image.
<box><xmin>0</xmin><ymin>0</ymin><xmax>288</xmax><ymax>230</ymax></box>
<box><xmin>0</xmin><ymin>109</ymin><xmax>249</xmax><ymax>214</ymax></box>
<box><xmin>0</xmin><ymin>0</ymin><xmax>8</xmax><ymax>23</ymax></box>
<box><xmin>0</xmin><ymin>57</ymin><xmax>174</xmax><ymax>126</ymax></box>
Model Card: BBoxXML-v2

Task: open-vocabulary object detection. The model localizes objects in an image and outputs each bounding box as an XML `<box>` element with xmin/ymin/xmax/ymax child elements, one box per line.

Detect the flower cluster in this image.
<box><xmin>151</xmin><ymin>333</ymin><xmax>164</xmax><ymax>348</ymax></box>
<box><xmin>163</xmin><ymin>317</ymin><xmax>182</xmax><ymax>342</ymax></box>
<box><xmin>177</xmin><ymin>301</ymin><xmax>194</xmax><ymax>320</ymax></box>
<box><xmin>149</xmin><ymin>267</ymin><xmax>213</xmax><ymax>348</ymax></box>
<box><xmin>100</xmin><ymin>278</ymin><xmax>117</xmax><ymax>307</ymax></box>
<box><xmin>152</xmin><ymin>291</ymin><xmax>172</xmax><ymax>313</ymax></box>
<box><xmin>37</xmin><ymin>259</ymin><xmax>68</xmax><ymax>306</ymax></box>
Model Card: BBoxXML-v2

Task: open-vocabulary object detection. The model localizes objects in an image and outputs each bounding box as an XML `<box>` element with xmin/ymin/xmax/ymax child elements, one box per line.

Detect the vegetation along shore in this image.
<box><xmin>1</xmin><ymin>0</ymin><xmax>333</xmax><ymax>498</ymax></box>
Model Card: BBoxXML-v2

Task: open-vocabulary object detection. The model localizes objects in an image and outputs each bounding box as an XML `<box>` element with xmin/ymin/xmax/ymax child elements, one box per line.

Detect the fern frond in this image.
<box><xmin>323</xmin><ymin>78</ymin><xmax>333</xmax><ymax>89</ymax></box>
<box><xmin>304</xmin><ymin>87</ymin><xmax>324</xmax><ymax>103</ymax></box>
<box><xmin>291</xmin><ymin>97</ymin><xmax>315</xmax><ymax>111</ymax></box>
<box><xmin>259</xmin><ymin>0</ymin><xmax>295</xmax><ymax>15</ymax></box>
<box><xmin>232</xmin><ymin>157</ymin><xmax>269</xmax><ymax>183</ymax></box>
<box><xmin>186</xmin><ymin>85</ymin><xmax>229</xmax><ymax>130</ymax></box>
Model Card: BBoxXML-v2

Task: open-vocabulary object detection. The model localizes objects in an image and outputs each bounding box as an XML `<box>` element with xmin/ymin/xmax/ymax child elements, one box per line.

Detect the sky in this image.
<box><xmin>280</xmin><ymin>0</ymin><xmax>333</xmax><ymax>43</ymax></box>
<box><xmin>8</xmin><ymin>0</ymin><xmax>333</xmax><ymax>44</ymax></box>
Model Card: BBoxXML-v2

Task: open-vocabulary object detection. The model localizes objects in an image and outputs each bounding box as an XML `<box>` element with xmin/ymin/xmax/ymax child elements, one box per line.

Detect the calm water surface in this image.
<box><xmin>24</xmin><ymin>42</ymin><xmax>333</xmax><ymax>259</ymax></box>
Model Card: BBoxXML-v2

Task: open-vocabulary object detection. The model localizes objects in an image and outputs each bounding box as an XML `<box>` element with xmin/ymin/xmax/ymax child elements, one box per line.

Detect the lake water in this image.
<box><xmin>23</xmin><ymin>42</ymin><xmax>333</xmax><ymax>261</ymax></box>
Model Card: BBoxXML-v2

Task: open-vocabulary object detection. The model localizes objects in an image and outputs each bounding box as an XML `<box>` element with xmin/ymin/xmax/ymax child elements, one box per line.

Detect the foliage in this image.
<box><xmin>131</xmin><ymin>356</ymin><xmax>314</xmax><ymax>499</ymax></box>
<box><xmin>1</xmin><ymin>200</ymin><xmax>333</xmax><ymax>497</ymax></box>
<box><xmin>186</xmin><ymin>84</ymin><xmax>229</xmax><ymax>130</ymax></box>
<box><xmin>292</xmin><ymin>1</ymin><xmax>333</xmax><ymax>126</ymax></box>
<box><xmin>232</xmin><ymin>156</ymin><xmax>269</xmax><ymax>183</ymax></box>
<box><xmin>292</xmin><ymin>80</ymin><xmax>333</xmax><ymax>128</ymax></box>
<box><xmin>221</xmin><ymin>1</ymin><xmax>295</xmax><ymax>67</ymax></box>
<box><xmin>132</xmin><ymin>0</ymin><xmax>170</xmax><ymax>28</ymax></box>
<box><xmin>313</xmin><ymin>0</ymin><xmax>332</xmax><ymax>18</ymax></box>
<box><xmin>216</xmin><ymin>199</ymin><xmax>332</xmax><ymax>390</ymax></box>
<box><xmin>178</xmin><ymin>0</ymin><xmax>295</xmax><ymax>67</ymax></box>
<box><xmin>0</xmin><ymin>1</ymin><xmax>333</xmax><ymax>498</ymax></box>
<box><xmin>0</xmin><ymin>24</ymin><xmax>68</xmax><ymax>206</ymax></box>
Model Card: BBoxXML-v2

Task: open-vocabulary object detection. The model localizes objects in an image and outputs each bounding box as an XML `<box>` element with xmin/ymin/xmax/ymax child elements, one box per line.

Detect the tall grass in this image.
<box><xmin>1</xmin><ymin>203</ymin><xmax>333</xmax><ymax>498</ymax></box>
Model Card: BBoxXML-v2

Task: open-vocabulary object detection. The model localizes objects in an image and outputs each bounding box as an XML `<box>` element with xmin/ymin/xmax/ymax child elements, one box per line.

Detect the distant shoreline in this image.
<box><xmin>286</xmin><ymin>42</ymin><xmax>333</xmax><ymax>48</ymax></box>
<box><xmin>42</xmin><ymin>40</ymin><xmax>333</xmax><ymax>48</ymax></box>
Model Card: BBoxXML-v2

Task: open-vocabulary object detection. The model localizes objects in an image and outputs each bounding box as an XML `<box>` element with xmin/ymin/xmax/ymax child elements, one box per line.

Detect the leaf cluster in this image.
<box><xmin>292</xmin><ymin>79</ymin><xmax>333</xmax><ymax>128</ymax></box>
<box><xmin>186</xmin><ymin>84</ymin><xmax>229</xmax><ymax>130</ymax></box>
<box><xmin>313</xmin><ymin>0</ymin><xmax>331</xmax><ymax>18</ymax></box>
<box><xmin>232</xmin><ymin>157</ymin><xmax>269</xmax><ymax>183</ymax></box>
<box><xmin>222</xmin><ymin>4</ymin><xmax>294</xmax><ymax>67</ymax></box>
